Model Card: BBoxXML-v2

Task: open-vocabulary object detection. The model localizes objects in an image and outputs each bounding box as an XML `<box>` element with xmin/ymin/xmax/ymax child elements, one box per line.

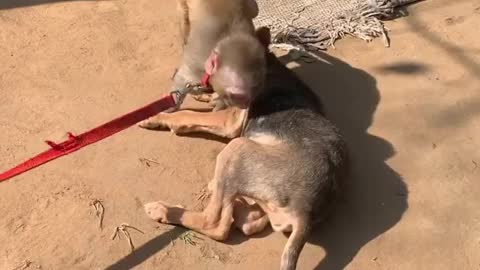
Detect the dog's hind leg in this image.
<box><xmin>233</xmin><ymin>197</ymin><xmax>269</xmax><ymax>235</ymax></box>
<box><xmin>144</xmin><ymin>138</ymin><xmax>249</xmax><ymax>240</ymax></box>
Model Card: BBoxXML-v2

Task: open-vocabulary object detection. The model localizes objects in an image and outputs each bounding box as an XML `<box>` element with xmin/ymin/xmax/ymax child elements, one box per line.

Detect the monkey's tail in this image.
<box><xmin>280</xmin><ymin>220</ymin><xmax>311</xmax><ymax>270</ymax></box>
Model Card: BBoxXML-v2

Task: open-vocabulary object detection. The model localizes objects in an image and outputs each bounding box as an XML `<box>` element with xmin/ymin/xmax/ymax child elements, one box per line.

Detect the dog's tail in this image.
<box><xmin>280</xmin><ymin>220</ymin><xmax>311</xmax><ymax>270</ymax></box>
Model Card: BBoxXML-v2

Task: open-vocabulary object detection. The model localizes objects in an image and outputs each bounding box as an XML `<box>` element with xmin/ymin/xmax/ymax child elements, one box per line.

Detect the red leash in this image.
<box><xmin>0</xmin><ymin>95</ymin><xmax>176</xmax><ymax>183</ymax></box>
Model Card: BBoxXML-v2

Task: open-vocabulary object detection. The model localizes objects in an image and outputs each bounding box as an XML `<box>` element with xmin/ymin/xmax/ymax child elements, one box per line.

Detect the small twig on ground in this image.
<box><xmin>90</xmin><ymin>199</ymin><xmax>105</xmax><ymax>229</ymax></box>
<box><xmin>12</xmin><ymin>260</ymin><xmax>31</xmax><ymax>270</ymax></box>
<box><xmin>179</xmin><ymin>231</ymin><xmax>203</xmax><ymax>246</ymax></box>
<box><xmin>196</xmin><ymin>188</ymin><xmax>211</xmax><ymax>202</ymax></box>
<box><xmin>139</xmin><ymin>157</ymin><xmax>160</xmax><ymax>167</ymax></box>
<box><xmin>193</xmin><ymin>187</ymin><xmax>211</xmax><ymax>210</ymax></box>
<box><xmin>111</xmin><ymin>223</ymin><xmax>145</xmax><ymax>252</ymax></box>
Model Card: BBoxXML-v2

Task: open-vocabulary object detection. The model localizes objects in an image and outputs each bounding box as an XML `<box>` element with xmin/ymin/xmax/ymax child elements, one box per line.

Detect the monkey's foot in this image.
<box><xmin>144</xmin><ymin>201</ymin><xmax>184</xmax><ymax>223</ymax></box>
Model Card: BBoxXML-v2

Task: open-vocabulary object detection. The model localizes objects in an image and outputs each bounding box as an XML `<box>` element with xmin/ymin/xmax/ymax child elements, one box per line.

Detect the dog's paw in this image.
<box><xmin>138</xmin><ymin>113</ymin><xmax>170</xmax><ymax>130</ymax></box>
<box><xmin>144</xmin><ymin>201</ymin><xmax>184</xmax><ymax>223</ymax></box>
<box><xmin>144</xmin><ymin>201</ymin><xmax>170</xmax><ymax>223</ymax></box>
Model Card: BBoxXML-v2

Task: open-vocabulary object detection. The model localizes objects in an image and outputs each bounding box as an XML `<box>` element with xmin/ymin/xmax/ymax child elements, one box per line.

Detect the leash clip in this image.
<box><xmin>169</xmin><ymin>83</ymin><xmax>212</xmax><ymax>106</ymax></box>
<box><xmin>169</xmin><ymin>85</ymin><xmax>191</xmax><ymax>107</ymax></box>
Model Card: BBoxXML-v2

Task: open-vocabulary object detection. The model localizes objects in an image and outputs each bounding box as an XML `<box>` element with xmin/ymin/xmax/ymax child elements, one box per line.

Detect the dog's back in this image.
<box><xmin>244</xmin><ymin>52</ymin><xmax>347</xmax><ymax>206</ymax></box>
<box><xmin>239</xmin><ymin>52</ymin><xmax>348</xmax><ymax>269</ymax></box>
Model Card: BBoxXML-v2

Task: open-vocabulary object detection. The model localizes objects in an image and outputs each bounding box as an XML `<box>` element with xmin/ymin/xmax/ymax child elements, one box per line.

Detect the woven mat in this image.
<box><xmin>253</xmin><ymin>0</ymin><xmax>420</xmax><ymax>50</ymax></box>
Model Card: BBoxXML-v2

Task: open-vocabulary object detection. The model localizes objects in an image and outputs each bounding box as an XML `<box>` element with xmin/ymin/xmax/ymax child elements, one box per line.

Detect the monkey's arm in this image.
<box><xmin>138</xmin><ymin>107</ymin><xmax>246</xmax><ymax>139</ymax></box>
<box><xmin>176</xmin><ymin>0</ymin><xmax>190</xmax><ymax>46</ymax></box>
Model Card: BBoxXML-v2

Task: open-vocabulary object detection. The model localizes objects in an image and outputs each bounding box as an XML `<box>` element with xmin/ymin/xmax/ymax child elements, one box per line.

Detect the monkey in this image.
<box><xmin>138</xmin><ymin>0</ymin><xmax>266</xmax><ymax>129</ymax></box>
<box><xmin>141</xmin><ymin>0</ymin><xmax>270</xmax><ymax>237</ymax></box>
<box><xmin>143</xmin><ymin>27</ymin><xmax>349</xmax><ymax>270</ymax></box>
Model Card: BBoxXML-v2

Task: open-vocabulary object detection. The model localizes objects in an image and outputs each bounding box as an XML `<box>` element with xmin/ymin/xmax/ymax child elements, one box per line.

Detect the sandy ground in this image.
<box><xmin>1</xmin><ymin>0</ymin><xmax>479</xmax><ymax>269</ymax></box>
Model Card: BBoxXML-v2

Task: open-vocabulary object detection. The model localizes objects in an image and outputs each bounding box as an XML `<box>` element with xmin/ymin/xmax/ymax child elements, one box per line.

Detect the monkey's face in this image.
<box><xmin>215</xmin><ymin>65</ymin><xmax>265</xmax><ymax>109</ymax></box>
<box><xmin>206</xmin><ymin>60</ymin><xmax>265</xmax><ymax>109</ymax></box>
<box><xmin>204</xmin><ymin>35</ymin><xmax>267</xmax><ymax>109</ymax></box>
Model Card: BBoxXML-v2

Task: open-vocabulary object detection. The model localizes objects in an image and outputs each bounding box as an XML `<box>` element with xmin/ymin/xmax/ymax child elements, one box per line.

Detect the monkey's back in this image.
<box><xmin>187</xmin><ymin>0</ymin><xmax>255</xmax><ymax>44</ymax></box>
<box><xmin>176</xmin><ymin>0</ymin><xmax>257</xmax><ymax>87</ymax></box>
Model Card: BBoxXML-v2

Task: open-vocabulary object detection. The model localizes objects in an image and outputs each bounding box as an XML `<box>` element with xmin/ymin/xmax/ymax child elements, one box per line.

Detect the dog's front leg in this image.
<box><xmin>138</xmin><ymin>107</ymin><xmax>246</xmax><ymax>139</ymax></box>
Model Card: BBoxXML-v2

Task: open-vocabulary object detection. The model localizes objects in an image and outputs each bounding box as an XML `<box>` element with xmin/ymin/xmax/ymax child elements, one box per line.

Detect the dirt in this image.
<box><xmin>1</xmin><ymin>0</ymin><xmax>479</xmax><ymax>269</ymax></box>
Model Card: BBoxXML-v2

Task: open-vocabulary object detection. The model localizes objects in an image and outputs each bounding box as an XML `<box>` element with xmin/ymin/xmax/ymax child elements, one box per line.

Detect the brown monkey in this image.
<box><xmin>138</xmin><ymin>0</ymin><xmax>266</xmax><ymax>129</ymax></box>
<box><xmin>144</xmin><ymin>27</ymin><xmax>348</xmax><ymax>270</ymax></box>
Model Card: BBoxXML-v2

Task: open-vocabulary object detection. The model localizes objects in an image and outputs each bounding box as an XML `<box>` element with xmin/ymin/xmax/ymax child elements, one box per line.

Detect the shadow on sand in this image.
<box><xmin>274</xmin><ymin>50</ymin><xmax>408</xmax><ymax>269</ymax></box>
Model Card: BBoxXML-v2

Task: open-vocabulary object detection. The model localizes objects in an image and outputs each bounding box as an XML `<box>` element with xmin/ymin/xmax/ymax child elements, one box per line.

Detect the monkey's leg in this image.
<box><xmin>175</xmin><ymin>0</ymin><xmax>190</xmax><ymax>45</ymax></box>
<box><xmin>144</xmin><ymin>139</ymin><xmax>247</xmax><ymax>240</ymax></box>
<box><xmin>138</xmin><ymin>107</ymin><xmax>246</xmax><ymax>139</ymax></box>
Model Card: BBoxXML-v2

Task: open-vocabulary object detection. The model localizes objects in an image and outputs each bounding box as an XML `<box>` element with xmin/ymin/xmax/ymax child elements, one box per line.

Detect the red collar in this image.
<box><xmin>201</xmin><ymin>72</ymin><xmax>210</xmax><ymax>87</ymax></box>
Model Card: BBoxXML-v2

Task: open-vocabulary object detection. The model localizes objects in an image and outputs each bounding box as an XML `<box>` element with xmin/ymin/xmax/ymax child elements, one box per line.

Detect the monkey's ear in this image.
<box><xmin>255</xmin><ymin>26</ymin><xmax>271</xmax><ymax>49</ymax></box>
<box><xmin>204</xmin><ymin>51</ymin><xmax>218</xmax><ymax>75</ymax></box>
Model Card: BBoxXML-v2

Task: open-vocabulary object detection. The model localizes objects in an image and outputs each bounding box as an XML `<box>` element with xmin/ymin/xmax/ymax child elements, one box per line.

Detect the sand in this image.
<box><xmin>1</xmin><ymin>0</ymin><xmax>479</xmax><ymax>269</ymax></box>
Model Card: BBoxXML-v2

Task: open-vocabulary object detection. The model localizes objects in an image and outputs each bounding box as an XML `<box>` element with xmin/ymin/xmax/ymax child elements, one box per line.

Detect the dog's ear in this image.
<box><xmin>245</xmin><ymin>0</ymin><xmax>259</xmax><ymax>18</ymax></box>
<box><xmin>255</xmin><ymin>26</ymin><xmax>271</xmax><ymax>49</ymax></box>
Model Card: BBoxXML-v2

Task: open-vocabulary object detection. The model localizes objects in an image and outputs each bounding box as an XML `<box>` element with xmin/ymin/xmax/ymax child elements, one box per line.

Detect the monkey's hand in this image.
<box><xmin>192</xmin><ymin>92</ymin><xmax>215</xmax><ymax>103</ymax></box>
<box><xmin>212</xmin><ymin>98</ymin><xmax>227</xmax><ymax>112</ymax></box>
<box><xmin>191</xmin><ymin>92</ymin><xmax>227</xmax><ymax>112</ymax></box>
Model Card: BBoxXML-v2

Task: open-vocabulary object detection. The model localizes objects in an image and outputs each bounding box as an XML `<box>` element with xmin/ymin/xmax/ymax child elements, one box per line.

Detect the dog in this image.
<box><xmin>143</xmin><ymin>27</ymin><xmax>348</xmax><ymax>270</ymax></box>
